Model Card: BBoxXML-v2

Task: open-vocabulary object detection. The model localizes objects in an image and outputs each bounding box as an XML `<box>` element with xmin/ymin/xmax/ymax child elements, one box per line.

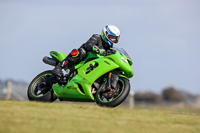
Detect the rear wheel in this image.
<box><xmin>95</xmin><ymin>77</ymin><xmax>130</xmax><ymax>107</ymax></box>
<box><xmin>27</xmin><ymin>70</ymin><xmax>57</xmax><ymax>102</ymax></box>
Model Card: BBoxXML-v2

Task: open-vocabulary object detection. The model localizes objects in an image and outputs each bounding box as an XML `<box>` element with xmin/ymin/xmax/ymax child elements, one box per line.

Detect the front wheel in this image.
<box><xmin>27</xmin><ymin>70</ymin><xmax>57</xmax><ymax>102</ymax></box>
<box><xmin>95</xmin><ymin>77</ymin><xmax>130</xmax><ymax>107</ymax></box>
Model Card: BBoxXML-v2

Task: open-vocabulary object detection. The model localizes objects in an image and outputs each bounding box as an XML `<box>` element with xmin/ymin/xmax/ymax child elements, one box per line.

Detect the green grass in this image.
<box><xmin>0</xmin><ymin>100</ymin><xmax>200</xmax><ymax>133</ymax></box>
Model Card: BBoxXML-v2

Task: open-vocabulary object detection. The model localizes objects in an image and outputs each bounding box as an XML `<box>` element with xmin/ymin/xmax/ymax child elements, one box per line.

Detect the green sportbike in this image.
<box><xmin>27</xmin><ymin>48</ymin><xmax>134</xmax><ymax>107</ymax></box>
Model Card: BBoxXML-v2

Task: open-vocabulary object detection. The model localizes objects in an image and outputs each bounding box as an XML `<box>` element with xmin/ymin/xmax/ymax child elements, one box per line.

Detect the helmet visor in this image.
<box><xmin>108</xmin><ymin>35</ymin><xmax>119</xmax><ymax>43</ymax></box>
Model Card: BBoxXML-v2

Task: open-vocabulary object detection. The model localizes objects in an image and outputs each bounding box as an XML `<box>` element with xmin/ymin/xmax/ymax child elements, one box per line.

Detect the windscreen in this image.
<box><xmin>115</xmin><ymin>48</ymin><xmax>132</xmax><ymax>61</ymax></box>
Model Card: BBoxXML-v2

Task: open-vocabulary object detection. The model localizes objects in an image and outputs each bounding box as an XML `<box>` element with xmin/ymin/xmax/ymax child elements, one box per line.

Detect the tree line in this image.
<box><xmin>134</xmin><ymin>87</ymin><xmax>199</xmax><ymax>105</ymax></box>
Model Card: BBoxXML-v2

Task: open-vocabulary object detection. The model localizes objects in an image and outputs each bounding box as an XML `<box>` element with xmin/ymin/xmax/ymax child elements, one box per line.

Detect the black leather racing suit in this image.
<box><xmin>53</xmin><ymin>34</ymin><xmax>112</xmax><ymax>77</ymax></box>
<box><xmin>80</xmin><ymin>34</ymin><xmax>110</xmax><ymax>53</ymax></box>
<box><xmin>66</xmin><ymin>34</ymin><xmax>111</xmax><ymax>64</ymax></box>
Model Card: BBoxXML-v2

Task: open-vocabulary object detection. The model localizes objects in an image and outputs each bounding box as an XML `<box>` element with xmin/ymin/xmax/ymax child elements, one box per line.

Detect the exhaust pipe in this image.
<box><xmin>43</xmin><ymin>56</ymin><xmax>57</xmax><ymax>66</ymax></box>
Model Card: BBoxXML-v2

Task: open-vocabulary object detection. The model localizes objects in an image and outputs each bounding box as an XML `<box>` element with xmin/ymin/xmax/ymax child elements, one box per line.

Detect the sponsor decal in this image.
<box><xmin>121</xmin><ymin>57</ymin><xmax>128</xmax><ymax>63</ymax></box>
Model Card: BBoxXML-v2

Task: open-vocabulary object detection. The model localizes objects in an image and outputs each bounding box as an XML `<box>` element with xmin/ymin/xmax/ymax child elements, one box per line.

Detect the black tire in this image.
<box><xmin>27</xmin><ymin>70</ymin><xmax>57</xmax><ymax>102</ymax></box>
<box><xmin>95</xmin><ymin>77</ymin><xmax>130</xmax><ymax>107</ymax></box>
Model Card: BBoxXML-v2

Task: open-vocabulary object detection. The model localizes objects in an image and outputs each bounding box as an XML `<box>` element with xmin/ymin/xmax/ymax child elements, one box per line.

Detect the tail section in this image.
<box><xmin>50</xmin><ymin>51</ymin><xmax>67</xmax><ymax>61</ymax></box>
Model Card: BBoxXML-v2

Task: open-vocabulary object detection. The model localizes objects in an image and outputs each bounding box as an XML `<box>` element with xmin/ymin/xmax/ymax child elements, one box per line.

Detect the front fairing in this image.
<box><xmin>105</xmin><ymin>50</ymin><xmax>134</xmax><ymax>78</ymax></box>
<box><xmin>75</xmin><ymin>48</ymin><xmax>134</xmax><ymax>78</ymax></box>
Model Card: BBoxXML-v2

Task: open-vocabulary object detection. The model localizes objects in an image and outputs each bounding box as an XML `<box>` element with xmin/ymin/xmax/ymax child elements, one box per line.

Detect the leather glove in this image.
<box><xmin>92</xmin><ymin>46</ymin><xmax>106</xmax><ymax>56</ymax></box>
<box><xmin>92</xmin><ymin>46</ymin><xmax>100</xmax><ymax>54</ymax></box>
<box><xmin>99</xmin><ymin>49</ymin><xmax>106</xmax><ymax>56</ymax></box>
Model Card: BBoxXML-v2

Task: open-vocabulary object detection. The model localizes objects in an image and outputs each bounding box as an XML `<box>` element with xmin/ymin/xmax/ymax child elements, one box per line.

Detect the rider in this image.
<box><xmin>52</xmin><ymin>25</ymin><xmax>120</xmax><ymax>78</ymax></box>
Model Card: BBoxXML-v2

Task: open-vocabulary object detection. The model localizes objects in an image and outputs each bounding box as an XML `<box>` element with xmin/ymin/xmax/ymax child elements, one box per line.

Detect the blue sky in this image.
<box><xmin>0</xmin><ymin>0</ymin><xmax>200</xmax><ymax>94</ymax></box>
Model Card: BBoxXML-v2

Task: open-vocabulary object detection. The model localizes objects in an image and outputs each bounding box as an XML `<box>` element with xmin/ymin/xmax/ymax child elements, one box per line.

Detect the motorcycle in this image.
<box><xmin>27</xmin><ymin>48</ymin><xmax>134</xmax><ymax>107</ymax></box>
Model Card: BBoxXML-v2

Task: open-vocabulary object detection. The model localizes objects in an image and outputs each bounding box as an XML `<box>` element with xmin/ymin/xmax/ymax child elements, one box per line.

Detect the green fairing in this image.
<box><xmin>52</xmin><ymin>50</ymin><xmax>134</xmax><ymax>102</ymax></box>
<box><xmin>50</xmin><ymin>51</ymin><xmax>67</xmax><ymax>61</ymax></box>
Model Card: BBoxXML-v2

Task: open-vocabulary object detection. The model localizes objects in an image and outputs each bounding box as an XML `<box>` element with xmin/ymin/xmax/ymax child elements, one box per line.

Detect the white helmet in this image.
<box><xmin>102</xmin><ymin>25</ymin><xmax>120</xmax><ymax>48</ymax></box>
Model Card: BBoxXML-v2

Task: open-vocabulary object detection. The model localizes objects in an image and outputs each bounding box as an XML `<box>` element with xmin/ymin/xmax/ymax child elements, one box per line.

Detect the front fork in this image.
<box><xmin>108</xmin><ymin>72</ymin><xmax>119</xmax><ymax>89</ymax></box>
<box><xmin>107</xmin><ymin>72</ymin><xmax>111</xmax><ymax>89</ymax></box>
<box><xmin>99</xmin><ymin>72</ymin><xmax>119</xmax><ymax>92</ymax></box>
